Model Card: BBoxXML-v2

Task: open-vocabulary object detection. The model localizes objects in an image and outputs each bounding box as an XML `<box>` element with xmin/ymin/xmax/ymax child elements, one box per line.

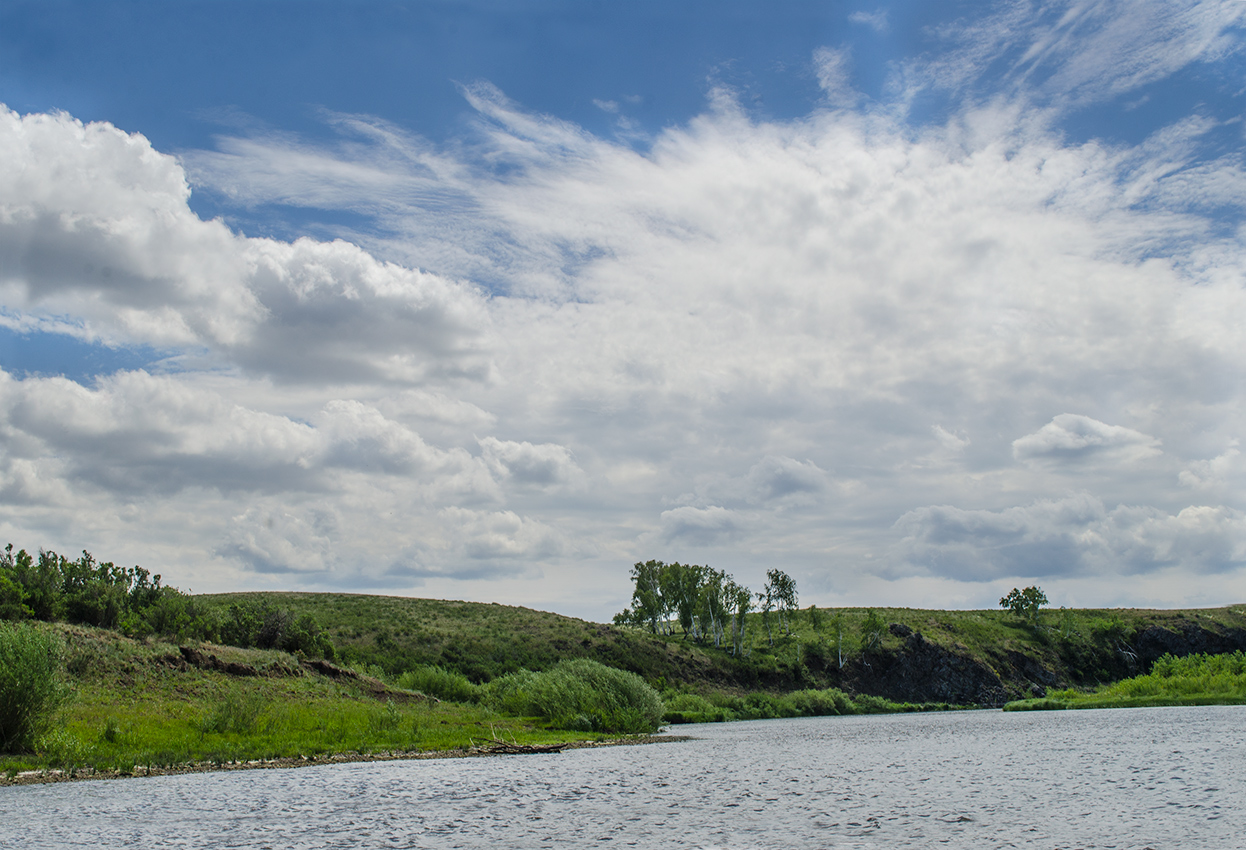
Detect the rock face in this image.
<box><xmin>1134</xmin><ymin>624</ymin><xmax>1246</xmax><ymax>666</ymax></box>
<box><xmin>847</xmin><ymin>631</ymin><xmax>1008</xmax><ymax>706</ymax></box>
<box><xmin>826</xmin><ymin>623</ymin><xmax>1246</xmax><ymax>706</ymax></box>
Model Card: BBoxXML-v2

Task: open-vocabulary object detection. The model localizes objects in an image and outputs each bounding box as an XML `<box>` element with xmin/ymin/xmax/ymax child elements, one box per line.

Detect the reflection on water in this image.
<box><xmin>7</xmin><ymin>706</ymin><xmax>1243</xmax><ymax>849</ymax></box>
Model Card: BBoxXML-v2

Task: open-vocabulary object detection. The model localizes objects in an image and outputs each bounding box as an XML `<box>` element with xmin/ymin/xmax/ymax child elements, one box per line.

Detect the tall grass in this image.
<box><xmin>0</xmin><ymin>623</ymin><xmax>70</xmax><ymax>753</ymax></box>
<box><xmin>482</xmin><ymin>658</ymin><xmax>664</xmax><ymax>733</ymax></box>
<box><xmin>394</xmin><ymin>665</ymin><xmax>479</xmax><ymax>703</ymax></box>
<box><xmin>661</xmin><ymin>686</ymin><xmax>948</xmax><ymax>723</ymax></box>
<box><xmin>1005</xmin><ymin>652</ymin><xmax>1246</xmax><ymax>710</ymax></box>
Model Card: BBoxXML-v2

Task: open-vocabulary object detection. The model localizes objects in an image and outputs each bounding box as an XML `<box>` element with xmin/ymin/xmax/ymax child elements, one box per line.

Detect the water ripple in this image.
<box><xmin>5</xmin><ymin>706</ymin><xmax>1245</xmax><ymax>849</ymax></box>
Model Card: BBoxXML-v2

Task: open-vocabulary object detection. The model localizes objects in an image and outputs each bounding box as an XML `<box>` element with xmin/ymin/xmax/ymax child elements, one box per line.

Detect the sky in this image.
<box><xmin>1</xmin><ymin>0</ymin><xmax>1245</xmax><ymax>622</ymax></box>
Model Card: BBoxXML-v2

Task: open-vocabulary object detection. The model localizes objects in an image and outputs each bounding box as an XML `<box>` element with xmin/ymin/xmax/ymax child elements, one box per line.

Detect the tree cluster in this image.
<box><xmin>0</xmin><ymin>543</ymin><xmax>334</xmax><ymax>658</ymax></box>
<box><xmin>613</xmin><ymin>560</ymin><xmax>797</xmax><ymax>657</ymax></box>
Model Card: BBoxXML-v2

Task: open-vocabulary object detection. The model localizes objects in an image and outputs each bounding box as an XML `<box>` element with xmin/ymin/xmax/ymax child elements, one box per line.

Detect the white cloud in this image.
<box><xmin>848</xmin><ymin>10</ymin><xmax>889</xmax><ymax>34</ymax></box>
<box><xmin>442</xmin><ymin>507</ymin><xmax>564</xmax><ymax>561</ymax></box>
<box><xmin>1179</xmin><ymin>443</ymin><xmax>1244</xmax><ymax>491</ymax></box>
<box><xmin>478</xmin><ymin>436</ymin><xmax>582</xmax><ymax>488</ymax></box>
<box><xmin>893</xmin><ymin>494</ymin><xmax>1246</xmax><ymax>581</ymax></box>
<box><xmin>812</xmin><ymin>47</ymin><xmax>859</xmax><ymax>108</ymax></box>
<box><xmin>0</xmin><ymin>107</ymin><xmax>492</xmax><ymax>385</ymax></box>
<box><xmin>659</xmin><ymin>506</ymin><xmax>746</xmax><ymax>545</ymax></box>
<box><xmin>1</xmin><ymin>2</ymin><xmax>1245</xmax><ymax>617</ymax></box>
<box><xmin>896</xmin><ymin>0</ymin><xmax>1245</xmax><ymax>110</ymax></box>
<box><xmin>1012</xmin><ymin>414</ymin><xmax>1162</xmax><ymax>465</ymax></box>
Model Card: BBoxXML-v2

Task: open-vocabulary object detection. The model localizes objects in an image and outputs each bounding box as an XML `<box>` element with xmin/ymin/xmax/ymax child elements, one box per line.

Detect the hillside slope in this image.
<box><xmin>198</xmin><ymin>593</ymin><xmax>1246</xmax><ymax>704</ymax></box>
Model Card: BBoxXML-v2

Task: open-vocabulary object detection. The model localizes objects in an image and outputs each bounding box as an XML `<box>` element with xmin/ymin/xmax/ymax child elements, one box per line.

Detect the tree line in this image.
<box><xmin>613</xmin><ymin>560</ymin><xmax>799</xmax><ymax>655</ymax></box>
<box><xmin>0</xmin><ymin>544</ymin><xmax>334</xmax><ymax>658</ymax></box>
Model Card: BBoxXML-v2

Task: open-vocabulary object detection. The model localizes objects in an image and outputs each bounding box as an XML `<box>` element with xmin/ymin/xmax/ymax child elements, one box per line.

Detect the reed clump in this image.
<box><xmin>0</xmin><ymin>622</ymin><xmax>70</xmax><ymax>753</ymax></box>
<box><xmin>482</xmin><ymin>658</ymin><xmax>664</xmax><ymax>733</ymax></box>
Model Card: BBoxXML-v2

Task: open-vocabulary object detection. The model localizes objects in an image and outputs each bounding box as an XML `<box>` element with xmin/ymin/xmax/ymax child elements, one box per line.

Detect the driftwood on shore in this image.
<box><xmin>470</xmin><ymin>740</ymin><xmax>567</xmax><ymax>755</ymax></box>
<box><xmin>470</xmin><ymin>730</ymin><xmax>567</xmax><ymax>755</ymax></box>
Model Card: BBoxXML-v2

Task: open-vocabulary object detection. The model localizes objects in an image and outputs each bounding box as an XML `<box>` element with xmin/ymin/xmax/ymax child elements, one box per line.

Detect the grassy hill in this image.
<box><xmin>6</xmin><ymin>595</ymin><xmax>1246</xmax><ymax>782</ymax></box>
<box><xmin>197</xmin><ymin>592</ymin><xmax>1246</xmax><ymax>703</ymax></box>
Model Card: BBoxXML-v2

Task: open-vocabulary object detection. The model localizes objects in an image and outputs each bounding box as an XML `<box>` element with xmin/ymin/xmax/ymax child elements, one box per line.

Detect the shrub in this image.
<box><xmin>395</xmin><ymin>665</ymin><xmax>479</xmax><ymax>703</ymax></box>
<box><xmin>483</xmin><ymin>658</ymin><xmax>664</xmax><ymax>733</ymax></box>
<box><xmin>0</xmin><ymin>622</ymin><xmax>70</xmax><ymax>753</ymax></box>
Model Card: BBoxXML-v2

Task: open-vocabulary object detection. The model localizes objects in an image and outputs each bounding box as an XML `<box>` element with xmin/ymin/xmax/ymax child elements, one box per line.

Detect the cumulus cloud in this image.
<box><xmin>744</xmin><ymin>456</ymin><xmax>828</xmax><ymax>502</ymax></box>
<box><xmin>0</xmin><ymin>107</ymin><xmax>491</xmax><ymax>385</ymax></box>
<box><xmin>659</xmin><ymin>506</ymin><xmax>745</xmax><ymax>545</ymax></box>
<box><xmin>1012</xmin><ymin>414</ymin><xmax>1162</xmax><ymax>465</ymax></box>
<box><xmin>2</xmin><ymin>1</ymin><xmax>1245</xmax><ymax>615</ymax></box>
<box><xmin>0</xmin><ymin>368</ymin><xmax>497</xmax><ymax>500</ymax></box>
<box><xmin>893</xmin><ymin>494</ymin><xmax>1246</xmax><ymax>581</ymax></box>
<box><xmin>1179</xmin><ymin>444</ymin><xmax>1244</xmax><ymax>491</ymax></box>
<box><xmin>478</xmin><ymin>436</ymin><xmax>582</xmax><ymax>488</ymax></box>
<box><xmin>441</xmin><ymin>507</ymin><xmax>564</xmax><ymax>561</ymax></box>
<box><xmin>219</xmin><ymin>506</ymin><xmax>335</xmax><ymax>575</ymax></box>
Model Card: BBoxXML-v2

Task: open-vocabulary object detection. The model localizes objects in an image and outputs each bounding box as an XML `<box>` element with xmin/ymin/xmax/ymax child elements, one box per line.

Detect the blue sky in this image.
<box><xmin>1</xmin><ymin>1</ymin><xmax>1245</xmax><ymax>619</ymax></box>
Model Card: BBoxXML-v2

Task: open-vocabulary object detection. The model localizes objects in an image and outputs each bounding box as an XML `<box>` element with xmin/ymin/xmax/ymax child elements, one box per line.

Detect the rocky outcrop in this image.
<box><xmin>846</xmin><ymin>631</ymin><xmax>1009</xmax><ymax>706</ymax></box>
<box><xmin>1134</xmin><ymin>624</ymin><xmax>1246</xmax><ymax>666</ymax></box>
<box><xmin>832</xmin><ymin>622</ymin><xmax>1246</xmax><ymax>706</ymax></box>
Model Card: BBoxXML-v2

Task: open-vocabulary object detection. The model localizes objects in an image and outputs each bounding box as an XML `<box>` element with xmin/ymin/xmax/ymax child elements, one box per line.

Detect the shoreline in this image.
<box><xmin>0</xmin><ymin>734</ymin><xmax>692</xmax><ymax>788</ymax></box>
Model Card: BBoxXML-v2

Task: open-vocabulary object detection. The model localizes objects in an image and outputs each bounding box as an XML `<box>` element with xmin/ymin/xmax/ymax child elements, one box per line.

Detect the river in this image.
<box><xmin>6</xmin><ymin>705</ymin><xmax>1243</xmax><ymax>849</ymax></box>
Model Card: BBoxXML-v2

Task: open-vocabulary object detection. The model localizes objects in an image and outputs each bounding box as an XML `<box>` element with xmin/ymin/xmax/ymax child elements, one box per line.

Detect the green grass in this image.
<box><xmin>0</xmin><ymin>623</ymin><xmax>621</xmax><ymax>779</ymax></box>
<box><xmin>198</xmin><ymin>592</ymin><xmax>1246</xmax><ymax>705</ymax></box>
<box><xmin>1004</xmin><ymin>651</ymin><xmax>1246</xmax><ymax>711</ymax></box>
<box><xmin>660</xmin><ymin>685</ymin><xmax>954</xmax><ymax>723</ymax></box>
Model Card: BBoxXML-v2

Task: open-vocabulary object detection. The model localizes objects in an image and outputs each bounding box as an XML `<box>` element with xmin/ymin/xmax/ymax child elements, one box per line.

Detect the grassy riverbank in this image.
<box><xmin>200</xmin><ymin>592</ymin><xmax>1246</xmax><ymax>699</ymax></box>
<box><xmin>7</xmin><ymin>592</ymin><xmax>1246</xmax><ymax>781</ymax></box>
<box><xmin>0</xmin><ymin>622</ymin><xmax>618</xmax><ymax>782</ymax></box>
<box><xmin>1003</xmin><ymin>651</ymin><xmax>1246</xmax><ymax>711</ymax></box>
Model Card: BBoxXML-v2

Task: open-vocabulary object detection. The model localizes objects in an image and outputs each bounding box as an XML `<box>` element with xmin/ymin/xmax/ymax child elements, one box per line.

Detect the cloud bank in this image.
<box><xmin>2</xmin><ymin>2</ymin><xmax>1245</xmax><ymax>618</ymax></box>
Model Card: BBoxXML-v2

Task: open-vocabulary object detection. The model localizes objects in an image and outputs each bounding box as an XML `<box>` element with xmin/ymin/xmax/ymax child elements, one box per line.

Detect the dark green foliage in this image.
<box><xmin>1000</xmin><ymin>586</ymin><xmax>1048</xmax><ymax>625</ymax></box>
<box><xmin>807</xmin><ymin>604</ymin><xmax>823</xmax><ymax>633</ymax></box>
<box><xmin>0</xmin><ymin>623</ymin><xmax>70</xmax><ymax>753</ymax></box>
<box><xmin>0</xmin><ymin>543</ymin><xmax>334</xmax><ymax>659</ymax></box>
<box><xmin>616</xmin><ymin>559</ymin><xmax>795</xmax><ymax>653</ymax></box>
<box><xmin>483</xmin><ymin>658</ymin><xmax>664</xmax><ymax>733</ymax></box>
<box><xmin>395</xmin><ymin>665</ymin><xmax>479</xmax><ymax>702</ymax></box>
<box><xmin>860</xmin><ymin>609</ymin><xmax>885</xmax><ymax>652</ymax></box>
<box><xmin>217</xmin><ymin>600</ymin><xmax>333</xmax><ymax>658</ymax></box>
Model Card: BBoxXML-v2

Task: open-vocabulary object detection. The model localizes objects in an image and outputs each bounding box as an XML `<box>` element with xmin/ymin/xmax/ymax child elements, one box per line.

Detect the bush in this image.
<box><xmin>0</xmin><ymin>623</ymin><xmax>70</xmax><ymax>753</ymax></box>
<box><xmin>483</xmin><ymin>658</ymin><xmax>664</xmax><ymax>733</ymax></box>
<box><xmin>395</xmin><ymin>665</ymin><xmax>479</xmax><ymax>703</ymax></box>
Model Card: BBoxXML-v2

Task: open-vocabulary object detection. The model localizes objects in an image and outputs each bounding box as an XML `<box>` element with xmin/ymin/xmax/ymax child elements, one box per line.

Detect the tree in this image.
<box><xmin>767</xmin><ymin>569</ymin><xmax>798</xmax><ymax>636</ymax></box>
<box><xmin>757</xmin><ymin>585</ymin><xmax>775</xmax><ymax>646</ymax></box>
<box><xmin>829</xmin><ymin>611</ymin><xmax>848</xmax><ymax>668</ymax></box>
<box><xmin>628</xmin><ymin>560</ymin><xmax>667</xmax><ymax>634</ymax></box>
<box><xmin>728</xmin><ymin>578</ymin><xmax>753</xmax><ymax>657</ymax></box>
<box><xmin>1000</xmin><ymin>586</ymin><xmax>1048</xmax><ymax>626</ymax></box>
<box><xmin>860</xmin><ymin>609</ymin><xmax>885</xmax><ymax>653</ymax></box>
<box><xmin>698</xmin><ymin>568</ymin><xmax>729</xmax><ymax>648</ymax></box>
<box><xmin>660</xmin><ymin>562</ymin><xmax>704</xmax><ymax>637</ymax></box>
<box><xmin>807</xmin><ymin>604</ymin><xmax>823</xmax><ymax>633</ymax></box>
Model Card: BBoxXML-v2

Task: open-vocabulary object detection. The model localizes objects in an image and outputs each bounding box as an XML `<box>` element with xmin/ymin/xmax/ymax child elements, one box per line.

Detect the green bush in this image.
<box><xmin>483</xmin><ymin>658</ymin><xmax>664</xmax><ymax>733</ymax></box>
<box><xmin>0</xmin><ymin>622</ymin><xmax>70</xmax><ymax>753</ymax></box>
<box><xmin>395</xmin><ymin>665</ymin><xmax>479</xmax><ymax>703</ymax></box>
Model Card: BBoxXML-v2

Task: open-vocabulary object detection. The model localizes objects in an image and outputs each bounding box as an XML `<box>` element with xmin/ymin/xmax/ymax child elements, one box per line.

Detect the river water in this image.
<box><xmin>6</xmin><ymin>706</ymin><xmax>1243</xmax><ymax>849</ymax></box>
